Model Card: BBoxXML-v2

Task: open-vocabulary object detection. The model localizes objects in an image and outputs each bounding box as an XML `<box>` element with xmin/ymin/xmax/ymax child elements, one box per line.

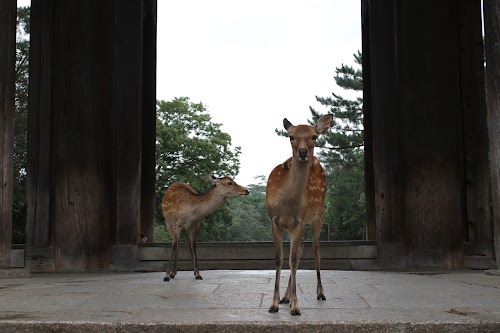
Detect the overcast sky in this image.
<box><xmin>157</xmin><ymin>1</ymin><xmax>362</xmax><ymax>186</ymax></box>
<box><xmin>17</xmin><ymin>0</ymin><xmax>362</xmax><ymax>187</ymax></box>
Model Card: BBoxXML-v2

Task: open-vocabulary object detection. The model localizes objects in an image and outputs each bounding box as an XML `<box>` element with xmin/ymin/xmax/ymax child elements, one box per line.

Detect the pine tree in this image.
<box><xmin>311</xmin><ymin>51</ymin><xmax>363</xmax><ymax>168</ymax></box>
<box><xmin>311</xmin><ymin>51</ymin><xmax>366</xmax><ymax>240</ymax></box>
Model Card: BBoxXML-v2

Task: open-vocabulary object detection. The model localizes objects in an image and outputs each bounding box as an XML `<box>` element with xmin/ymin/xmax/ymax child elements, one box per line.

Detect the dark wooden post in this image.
<box><xmin>365</xmin><ymin>0</ymin><xmax>405</xmax><ymax>267</ymax></box>
<box><xmin>458</xmin><ymin>0</ymin><xmax>491</xmax><ymax>244</ymax></box>
<box><xmin>140</xmin><ymin>0</ymin><xmax>157</xmax><ymax>244</ymax></box>
<box><xmin>50</xmin><ymin>1</ymin><xmax>113</xmax><ymax>271</ymax></box>
<box><xmin>25</xmin><ymin>0</ymin><xmax>55</xmax><ymax>271</ymax></box>
<box><xmin>484</xmin><ymin>1</ymin><xmax>500</xmax><ymax>269</ymax></box>
<box><xmin>365</xmin><ymin>0</ymin><xmax>487</xmax><ymax>269</ymax></box>
<box><xmin>110</xmin><ymin>0</ymin><xmax>157</xmax><ymax>271</ymax></box>
<box><xmin>397</xmin><ymin>1</ymin><xmax>466</xmax><ymax>268</ymax></box>
<box><xmin>0</xmin><ymin>0</ymin><xmax>16</xmax><ymax>269</ymax></box>
<box><xmin>361</xmin><ymin>0</ymin><xmax>376</xmax><ymax>241</ymax></box>
<box><xmin>112</xmin><ymin>0</ymin><xmax>143</xmax><ymax>248</ymax></box>
<box><xmin>27</xmin><ymin>0</ymin><xmax>157</xmax><ymax>272</ymax></box>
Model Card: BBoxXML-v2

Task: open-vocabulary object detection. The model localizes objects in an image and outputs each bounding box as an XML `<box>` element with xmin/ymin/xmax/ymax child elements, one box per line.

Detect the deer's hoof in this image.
<box><xmin>280</xmin><ymin>297</ymin><xmax>290</xmax><ymax>304</ymax></box>
<box><xmin>291</xmin><ymin>308</ymin><xmax>301</xmax><ymax>316</ymax></box>
<box><xmin>163</xmin><ymin>276</ymin><xmax>170</xmax><ymax>282</ymax></box>
<box><xmin>268</xmin><ymin>306</ymin><xmax>279</xmax><ymax>313</ymax></box>
<box><xmin>195</xmin><ymin>276</ymin><xmax>203</xmax><ymax>280</ymax></box>
<box><xmin>317</xmin><ymin>293</ymin><xmax>326</xmax><ymax>300</ymax></box>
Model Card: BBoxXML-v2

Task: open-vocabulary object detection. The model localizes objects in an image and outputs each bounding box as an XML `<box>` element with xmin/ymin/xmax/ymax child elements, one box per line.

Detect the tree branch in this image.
<box><xmin>320</xmin><ymin>143</ymin><xmax>364</xmax><ymax>150</ymax></box>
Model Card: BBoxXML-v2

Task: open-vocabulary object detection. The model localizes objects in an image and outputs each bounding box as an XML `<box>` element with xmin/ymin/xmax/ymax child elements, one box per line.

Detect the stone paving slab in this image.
<box><xmin>0</xmin><ymin>269</ymin><xmax>500</xmax><ymax>332</ymax></box>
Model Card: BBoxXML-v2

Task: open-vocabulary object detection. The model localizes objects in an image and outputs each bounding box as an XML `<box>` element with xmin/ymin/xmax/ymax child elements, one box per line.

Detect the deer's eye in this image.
<box><xmin>312</xmin><ymin>135</ymin><xmax>318</xmax><ymax>141</ymax></box>
<box><xmin>289</xmin><ymin>136</ymin><xmax>295</xmax><ymax>141</ymax></box>
<box><xmin>227</xmin><ymin>182</ymin><xmax>233</xmax><ymax>185</ymax></box>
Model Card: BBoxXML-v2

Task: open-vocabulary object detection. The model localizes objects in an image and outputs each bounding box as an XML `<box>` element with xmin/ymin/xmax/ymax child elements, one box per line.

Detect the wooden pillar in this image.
<box><xmin>361</xmin><ymin>0</ymin><xmax>376</xmax><ymax>241</ymax></box>
<box><xmin>27</xmin><ymin>0</ymin><xmax>157</xmax><ymax>272</ymax></box>
<box><xmin>0</xmin><ymin>0</ymin><xmax>16</xmax><ymax>269</ymax></box>
<box><xmin>484</xmin><ymin>1</ymin><xmax>500</xmax><ymax>269</ymax></box>
<box><xmin>365</xmin><ymin>0</ymin><xmax>405</xmax><ymax>268</ymax></box>
<box><xmin>25</xmin><ymin>0</ymin><xmax>55</xmax><ymax>272</ymax></box>
<box><xmin>366</xmin><ymin>0</ymin><xmax>486</xmax><ymax>268</ymax></box>
<box><xmin>50</xmin><ymin>1</ymin><xmax>113</xmax><ymax>271</ymax></box>
<box><xmin>112</xmin><ymin>0</ymin><xmax>143</xmax><ymax>246</ymax></box>
<box><xmin>458</xmin><ymin>0</ymin><xmax>491</xmax><ymax>244</ymax></box>
<box><xmin>397</xmin><ymin>1</ymin><xmax>466</xmax><ymax>268</ymax></box>
<box><xmin>141</xmin><ymin>0</ymin><xmax>157</xmax><ymax>243</ymax></box>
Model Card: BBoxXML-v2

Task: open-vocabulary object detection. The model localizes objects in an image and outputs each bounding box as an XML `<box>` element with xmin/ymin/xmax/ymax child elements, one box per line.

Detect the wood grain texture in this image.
<box><xmin>484</xmin><ymin>1</ymin><xmax>500</xmax><ymax>269</ymax></box>
<box><xmin>0</xmin><ymin>0</ymin><xmax>16</xmax><ymax>268</ymax></box>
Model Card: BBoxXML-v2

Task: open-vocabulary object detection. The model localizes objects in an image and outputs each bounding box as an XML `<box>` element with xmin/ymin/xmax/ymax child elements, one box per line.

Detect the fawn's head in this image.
<box><xmin>205</xmin><ymin>175</ymin><xmax>249</xmax><ymax>198</ymax></box>
<box><xmin>283</xmin><ymin>114</ymin><xmax>333</xmax><ymax>162</ymax></box>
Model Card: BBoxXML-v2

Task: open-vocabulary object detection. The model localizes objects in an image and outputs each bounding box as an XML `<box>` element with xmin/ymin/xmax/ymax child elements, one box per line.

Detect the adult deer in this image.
<box><xmin>266</xmin><ymin>114</ymin><xmax>333</xmax><ymax>316</ymax></box>
<box><xmin>162</xmin><ymin>175</ymin><xmax>249</xmax><ymax>281</ymax></box>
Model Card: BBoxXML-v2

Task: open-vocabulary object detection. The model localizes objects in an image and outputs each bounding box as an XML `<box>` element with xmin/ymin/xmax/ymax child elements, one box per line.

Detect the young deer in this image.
<box><xmin>266</xmin><ymin>114</ymin><xmax>333</xmax><ymax>316</ymax></box>
<box><xmin>162</xmin><ymin>175</ymin><xmax>249</xmax><ymax>281</ymax></box>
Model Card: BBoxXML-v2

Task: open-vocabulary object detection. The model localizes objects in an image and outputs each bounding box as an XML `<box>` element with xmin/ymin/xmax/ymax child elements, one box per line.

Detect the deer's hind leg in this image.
<box><xmin>312</xmin><ymin>218</ymin><xmax>326</xmax><ymax>300</ymax></box>
<box><xmin>164</xmin><ymin>229</ymin><xmax>181</xmax><ymax>281</ymax></box>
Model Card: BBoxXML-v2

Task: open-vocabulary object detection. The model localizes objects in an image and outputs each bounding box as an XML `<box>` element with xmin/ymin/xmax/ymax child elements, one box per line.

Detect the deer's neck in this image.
<box><xmin>191</xmin><ymin>187</ymin><xmax>226</xmax><ymax>219</ymax></box>
<box><xmin>281</xmin><ymin>158</ymin><xmax>311</xmax><ymax>202</ymax></box>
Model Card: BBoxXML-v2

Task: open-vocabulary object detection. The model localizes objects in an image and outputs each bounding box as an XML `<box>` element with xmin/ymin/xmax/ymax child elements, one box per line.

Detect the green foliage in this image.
<box><xmin>324</xmin><ymin>151</ymin><xmax>366</xmax><ymax>240</ymax></box>
<box><xmin>155</xmin><ymin>97</ymin><xmax>242</xmax><ymax>241</ymax></box>
<box><xmin>154</xmin><ymin>224</ymin><xmax>171</xmax><ymax>243</ymax></box>
<box><xmin>12</xmin><ymin>6</ymin><xmax>30</xmax><ymax>244</ymax></box>
<box><xmin>226</xmin><ymin>182</ymin><xmax>272</xmax><ymax>241</ymax></box>
<box><xmin>315</xmin><ymin>50</ymin><xmax>365</xmax><ymax>240</ymax></box>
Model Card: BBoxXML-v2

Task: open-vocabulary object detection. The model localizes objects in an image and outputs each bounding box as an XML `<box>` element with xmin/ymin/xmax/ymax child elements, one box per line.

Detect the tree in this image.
<box><xmin>312</xmin><ymin>51</ymin><xmax>365</xmax><ymax>240</ymax></box>
<box><xmin>12</xmin><ymin>6</ymin><xmax>30</xmax><ymax>244</ymax></box>
<box><xmin>155</xmin><ymin>97</ymin><xmax>242</xmax><ymax>241</ymax></box>
<box><xmin>226</xmin><ymin>179</ymin><xmax>272</xmax><ymax>241</ymax></box>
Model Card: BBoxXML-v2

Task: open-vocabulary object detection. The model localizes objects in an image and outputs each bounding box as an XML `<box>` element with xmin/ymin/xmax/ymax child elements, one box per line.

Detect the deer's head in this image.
<box><xmin>205</xmin><ymin>175</ymin><xmax>249</xmax><ymax>198</ymax></box>
<box><xmin>283</xmin><ymin>114</ymin><xmax>333</xmax><ymax>162</ymax></box>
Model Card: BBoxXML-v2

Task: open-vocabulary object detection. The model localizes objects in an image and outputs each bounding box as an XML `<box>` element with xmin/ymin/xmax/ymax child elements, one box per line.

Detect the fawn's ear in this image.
<box><xmin>315</xmin><ymin>114</ymin><xmax>333</xmax><ymax>134</ymax></box>
<box><xmin>283</xmin><ymin>118</ymin><xmax>293</xmax><ymax>132</ymax></box>
<box><xmin>204</xmin><ymin>175</ymin><xmax>219</xmax><ymax>185</ymax></box>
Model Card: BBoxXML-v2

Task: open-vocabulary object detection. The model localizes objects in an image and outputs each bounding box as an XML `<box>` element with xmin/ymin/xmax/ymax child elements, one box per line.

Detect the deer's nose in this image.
<box><xmin>298</xmin><ymin>148</ymin><xmax>308</xmax><ymax>158</ymax></box>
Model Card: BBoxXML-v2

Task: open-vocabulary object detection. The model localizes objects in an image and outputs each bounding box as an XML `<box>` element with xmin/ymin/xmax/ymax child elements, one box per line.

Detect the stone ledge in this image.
<box><xmin>0</xmin><ymin>269</ymin><xmax>31</xmax><ymax>279</ymax></box>
<box><xmin>1</xmin><ymin>321</ymin><xmax>500</xmax><ymax>333</ymax></box>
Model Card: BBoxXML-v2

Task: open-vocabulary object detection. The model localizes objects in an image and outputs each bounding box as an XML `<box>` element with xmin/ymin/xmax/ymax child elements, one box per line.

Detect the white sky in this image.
<box><xmin>17</xmin><ymin>0</ymin><xmax>362</xmax><ymax>187</ymax></box>
<box><xmin>157</xmin><ymin>1</ymin><xmax>362</xmax><ymax>186</ymax></box>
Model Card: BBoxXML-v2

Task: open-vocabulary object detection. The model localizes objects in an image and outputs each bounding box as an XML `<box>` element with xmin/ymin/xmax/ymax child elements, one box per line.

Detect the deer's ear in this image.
<box><xmin>283</xmin><ymin>118</ymin><xmax>293</xmax><ymax>132</ymax></box>
<box><xmin>204</xmin><ymin>175</ymin><xmax>218</xmax><ymax>185</ymax></box>
<box><xmin>315</xmin><ymin>114</ymin><xmax>333</xmax><ymax>134</ymax></box>
<box><xmin>204</xmin><ymin>175</ymin><xmax>216</xmax><ymax>184</ymax></box>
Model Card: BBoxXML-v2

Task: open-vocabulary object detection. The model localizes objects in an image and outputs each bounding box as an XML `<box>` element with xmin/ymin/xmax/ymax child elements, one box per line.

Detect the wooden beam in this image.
<box><xmin>0</xmin><ymin>0</ymin><xmax>17</xmax><ymax>269</ymax></box>
<box><xmin>484</xmin><ymin>1</ymin><xmax>500</xmax><ymax>269</ymax></box>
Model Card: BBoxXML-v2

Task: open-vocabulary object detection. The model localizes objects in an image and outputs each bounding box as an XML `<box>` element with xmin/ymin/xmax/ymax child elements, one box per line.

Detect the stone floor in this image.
<box><xmin>1</xmin><ymin>269</ymin><xmax>500</xmax><ymax>332</ymax></box>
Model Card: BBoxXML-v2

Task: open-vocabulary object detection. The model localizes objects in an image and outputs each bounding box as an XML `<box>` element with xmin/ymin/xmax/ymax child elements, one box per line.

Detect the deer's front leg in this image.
<box><xmin>280</xmin><ymin>276</ymin><xmax>291</xmax><ymax>304</ymax></box>
<box><xmin>269</xmin><ymin>220</ymin><xmax>284</xmax><ymax>313</ymax></box>
<box><xmin>289</xmin><ymin>226</ymin><xmax>304</xmax><ymax>316</ymax></box>
<box><xmin>186</xmin><ymin>226</ymin><xmax>202</xmax><ymax>280</ymax></box>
